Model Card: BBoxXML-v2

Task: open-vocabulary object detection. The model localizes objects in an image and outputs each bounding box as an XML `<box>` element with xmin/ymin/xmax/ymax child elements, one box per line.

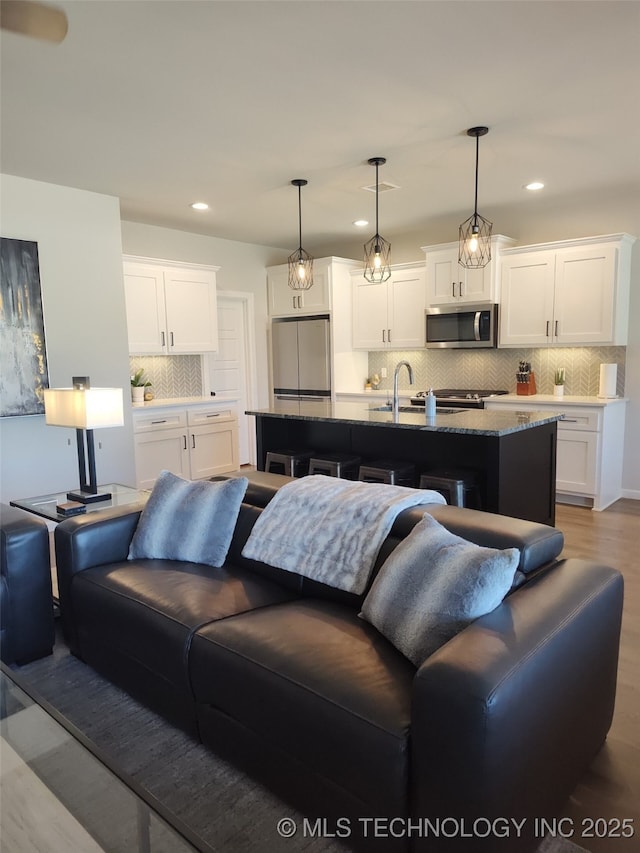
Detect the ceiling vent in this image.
<box><xmin>361</xmin><ymin>181</ymin><xmax>400</xmax><ymax>193</ymax></box>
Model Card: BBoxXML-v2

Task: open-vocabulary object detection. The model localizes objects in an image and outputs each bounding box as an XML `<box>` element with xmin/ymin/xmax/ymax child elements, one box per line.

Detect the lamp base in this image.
<box><xmin>66</xmin><ymin>489</ymin><xmax>112</xmax><ymax>504</ymax></box>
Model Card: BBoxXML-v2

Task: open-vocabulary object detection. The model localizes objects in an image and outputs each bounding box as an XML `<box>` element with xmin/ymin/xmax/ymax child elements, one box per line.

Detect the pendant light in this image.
<box><xmin>458</xmin><ymin>126</ymin><xmax>493</xmax><ymax>269</ymax></box>
<box><xmin>288</xmin><ymin>179</ymin><xmax>313</xmax><ymax>290</ymax></box>
<box><xmin>363</xmin><ymin>157</ymin><xmax>391</xmax><ymax>283</ymax></box>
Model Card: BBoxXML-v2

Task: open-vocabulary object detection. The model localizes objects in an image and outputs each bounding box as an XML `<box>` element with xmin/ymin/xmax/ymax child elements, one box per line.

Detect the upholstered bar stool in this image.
<box><xmin>308</xmin><ymin>453</ymin><xmax>361</xmax><ymax>480</ymax></box>
<box><xmin>418</xmin><ymin>469</ymin><xmax>480</xmax><ymax>508</ymax></box>
<box><xmin>265</xmin><ymin>449</ymin><xmax>315</xmax><ymax>478</ymax></box>
<box><xmin>358</xmin><ymin>460</ymin><xmax>416</xmax><ymax>487</ymax></box>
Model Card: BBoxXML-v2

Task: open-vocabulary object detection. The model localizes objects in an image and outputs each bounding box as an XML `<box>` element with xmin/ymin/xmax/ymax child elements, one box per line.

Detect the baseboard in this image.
<box><xmin>620</xmin><ymin>488</ymin><xmax>640</xmax><ymax>500</ymax></box>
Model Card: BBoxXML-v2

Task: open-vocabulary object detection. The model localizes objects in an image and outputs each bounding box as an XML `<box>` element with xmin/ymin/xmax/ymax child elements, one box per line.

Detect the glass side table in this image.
<box><xmin>10</xmin><ymin>483</ymin><xmax>149</xmax><ymax>523</ymax></box>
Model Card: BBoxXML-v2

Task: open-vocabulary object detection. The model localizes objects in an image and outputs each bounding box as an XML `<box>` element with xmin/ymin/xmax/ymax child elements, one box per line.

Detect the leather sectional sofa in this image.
<box><xmin>54</xmin><ymin>472</ymin><xmax>623</xmax><ymax>852</ymax></box>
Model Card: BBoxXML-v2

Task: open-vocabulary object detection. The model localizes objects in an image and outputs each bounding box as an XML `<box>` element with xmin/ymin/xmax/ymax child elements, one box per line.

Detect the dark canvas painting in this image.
<box><xmin>0</xmin><ymin>237</ymin><xmax>50</xmax><ymax>417</ymax></box>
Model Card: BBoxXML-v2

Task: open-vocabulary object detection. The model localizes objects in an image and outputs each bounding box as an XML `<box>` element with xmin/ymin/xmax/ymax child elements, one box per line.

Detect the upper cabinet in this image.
<box><xmin>499</xmin><ymin>234</ymin><xmax>635</xmax><ymax>347</ymax></box>
<box><xmin>352</xmin><ymin>263</ymin><xmax>427</xmax><ymax>350</ymax></box>
<box><xmin>123</xmin><ymin>256</ymin><xmax>219</xmax><ymax>354</ymax></box>
<box><xmin>422</xmin><ymin>235</ymin><xmax>516</xmax><ymax>305</ymax></box>
<box><xmin>267</xmin><ymin>265</ymin><xmax>330</xmax><ymax>316</ymax></box>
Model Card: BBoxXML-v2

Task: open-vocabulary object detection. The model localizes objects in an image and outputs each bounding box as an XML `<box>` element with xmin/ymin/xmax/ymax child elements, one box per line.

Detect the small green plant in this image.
<box><xmin>554</xmin><ymin>368</ymin><xmax>566</xmax><ymax>386</ymax></box>
<box><xmin>131</xmin><ymin>368</ymin><xmax>151</xmax><ymax>388</ymax></box>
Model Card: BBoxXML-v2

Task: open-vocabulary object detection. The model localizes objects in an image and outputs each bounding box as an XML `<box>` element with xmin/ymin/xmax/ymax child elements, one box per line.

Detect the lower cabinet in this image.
<box><xmin>133</xmin><ymin>405</ymin><xmax>239</xmax><ymax>489</ymax></box>
<box><xmin>484</xmin><ymin>398</ymin><xmax>627</xmax><ymax>511</ymax></box>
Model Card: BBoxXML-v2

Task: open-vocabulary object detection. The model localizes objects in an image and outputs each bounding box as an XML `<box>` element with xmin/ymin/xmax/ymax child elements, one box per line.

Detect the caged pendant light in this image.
<box><xmin>363</xmin><ymin>157</ymin><xmax>391</xmax><ymax>283</ymax></box>
<box><xmin>288</xmin><ymin>179</ymin><xmax>314</xmax><ymax>290</ymax></box>
<box><xmin>458</xmin><ymin>126</ymin><xmax>493</xmax><ymax>269</ymax></box>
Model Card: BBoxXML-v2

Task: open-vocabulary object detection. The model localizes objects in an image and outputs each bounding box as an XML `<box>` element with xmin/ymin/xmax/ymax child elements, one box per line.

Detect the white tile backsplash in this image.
<box><xmin>367</xmin><ymin>346</ymin><xmax>626</xmax><ymax>397</ymax></box>
<box><xmin>129</xmin><ymin>355</ymin><xmax>203</xmax><ymax>399</ymax></box>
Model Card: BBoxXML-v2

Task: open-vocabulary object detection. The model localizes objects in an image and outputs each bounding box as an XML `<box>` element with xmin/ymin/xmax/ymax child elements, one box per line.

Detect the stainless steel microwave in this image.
<box><xmin>425</xmin><ymin>303</ymin><xmax>498</xmax><ymax>349</ymax></box>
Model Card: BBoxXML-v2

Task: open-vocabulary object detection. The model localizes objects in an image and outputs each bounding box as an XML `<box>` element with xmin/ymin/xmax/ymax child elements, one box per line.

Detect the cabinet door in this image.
<box><xmin>460</xmin><ymin>264</ymin><xmax>493</xmax><ymax>303</ymax></box>
<box><xmin>123</xmin><ymin>264</ymin><xmax>167</xmax><ymax>354</ymax></box>
<box><xmin>388</xmin><ymin>268</ymin><xmax>426</xmax><ymax>348</ymax></box>
<box><xmin>499</xmin><ymin>252</ymin><xmax>555</xmax><ymax>346</ymax></box>
<box><xmin>189</xmin><ymin>422</ymin><xmax>239</xmax><ymax>479</ymax></box>
<box><xmin>352</xmin><ymin>275</ymin><xmax>389</xmax><ymax>349</ymax></box>
<box><xmin>134</xmin><ymin>428</ymin><xmax>189</xmax><ymax>489</ymax></box>
<box><xmin>164</xmin><ymin>268</ymin><xmax>218</xmax><ymax>353</ymax></box>
<box><xmin>556</xmin><ymin>430</ymin><xmax>599</xmax><ymax>496</ymax></box>
<box><xmin>553</xmin><ymin>245</ymin><xmax>616</xmax><ymax>344</ymax></box>
<box><xmin>426</xmin><ymin>248</ymin><xmax>462</xmax><ymax>304</ymax></box>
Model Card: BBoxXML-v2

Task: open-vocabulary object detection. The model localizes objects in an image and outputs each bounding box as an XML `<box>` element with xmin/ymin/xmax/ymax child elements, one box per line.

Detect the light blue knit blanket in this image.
<box><xmin>241</xmin><ymin>474</ymin><xmax>446</xmax><ymax>594</ymax></box>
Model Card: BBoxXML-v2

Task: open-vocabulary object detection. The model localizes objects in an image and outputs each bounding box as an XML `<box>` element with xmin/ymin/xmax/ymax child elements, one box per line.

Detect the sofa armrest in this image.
<box><xmin>410</xmin><ymin>558</ymin><xmax>623</xmax><ymax>853</ymax></box>
<box><xmin>54</xmin><ymin>505</ymin><xmax>143</xmax><ymax>649</ymax></box>
<box><xmin>1</xmin><ymin>504</ymin><xmax>54</xmax><ymax>664</ymax></box>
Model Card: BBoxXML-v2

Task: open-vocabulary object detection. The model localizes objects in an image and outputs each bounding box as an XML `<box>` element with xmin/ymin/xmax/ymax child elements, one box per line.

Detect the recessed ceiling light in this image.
<box><xmin>353</xmin><ymin>219</ymin><xmax>369</xmax><ymax>227</ymax></box>
<box><xmin>191</xmin><ymin>202</ymin><xmax>209</xmax><ymax>210</ymax></box>
<box><xmin>524</xmin><ymin>182</ymin><xmax>544</xmax><ymax>191</ymax></box>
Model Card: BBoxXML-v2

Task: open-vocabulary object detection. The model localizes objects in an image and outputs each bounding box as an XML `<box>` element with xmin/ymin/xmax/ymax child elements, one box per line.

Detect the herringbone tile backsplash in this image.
<box><xmin>129</xmin><ymin>355</ymin><xmax>203</xmax><ymax>399</ymax></box>
<box><xmin>367</xmin><ymin>346</ymin><xmax>626</xmax><ymax>397</ymax></box>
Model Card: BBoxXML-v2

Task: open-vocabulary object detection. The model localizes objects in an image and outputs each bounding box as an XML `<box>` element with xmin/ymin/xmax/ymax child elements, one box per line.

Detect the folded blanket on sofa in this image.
<box><xmin>241</xmin><ymin>475</ymin><xmax>446</xmax><ymax>593</ymax></box>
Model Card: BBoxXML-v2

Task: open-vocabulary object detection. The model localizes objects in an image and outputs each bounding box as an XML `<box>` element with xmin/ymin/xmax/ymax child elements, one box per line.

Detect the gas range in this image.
<box><xmin>410</xmin><ymin>389</ymin><xmax>509</xmax><ymax>409</ymax></box>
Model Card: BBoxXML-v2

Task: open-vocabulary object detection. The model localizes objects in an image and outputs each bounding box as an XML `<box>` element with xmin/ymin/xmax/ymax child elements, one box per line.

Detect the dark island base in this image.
<box><xmin>255</xmin><ymin>416</ymin><xmax>557</xmax><ymax>526</ymax></box>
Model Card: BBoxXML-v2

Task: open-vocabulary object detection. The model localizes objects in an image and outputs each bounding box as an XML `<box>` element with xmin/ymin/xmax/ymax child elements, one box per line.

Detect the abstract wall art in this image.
<box><xmin>0</xmin><ymin>237</ymin><xmax>50</xmax><ymax>417</ymax></box>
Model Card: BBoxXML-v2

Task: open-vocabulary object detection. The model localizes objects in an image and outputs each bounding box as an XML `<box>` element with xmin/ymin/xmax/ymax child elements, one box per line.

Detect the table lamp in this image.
<box><xmin>43</xmin><ymin>376</ymin><xmax>124</xmax><ymax>503</ymax></box>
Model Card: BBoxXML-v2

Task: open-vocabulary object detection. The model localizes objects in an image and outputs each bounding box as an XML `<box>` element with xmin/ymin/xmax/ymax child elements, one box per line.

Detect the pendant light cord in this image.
<box><xmin>298</xmin><ymin>182</ymin><xmax>303</xmax><ymax>253</ymax></box>
<box><xmin>473</xmin><ymin>133</ymin><xmax>480</xmax><ymax>221</ymax></box>
<box><xmin>375</xmin><ymin>160</ymin><xmax>380</xmax><ymax>240</ymax></box>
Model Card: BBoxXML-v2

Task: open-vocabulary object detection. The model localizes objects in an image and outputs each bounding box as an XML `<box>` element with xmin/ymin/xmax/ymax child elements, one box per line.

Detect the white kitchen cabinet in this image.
<box><xmin>352</xmin><ymin>264</ymin><xmax>426</xmax><ymax>350</ymax></box>
<box><xmin>133</xmin><ymin>404</ymin><xmax>238</xmax><ymax>489</ymax></box>
<box><xmin>124</xmin><ymin>256</ymin><xmax>220</xmax><ymax>354</ymax></box>
<box><xmin>499</xmin><ymin>234</ymin><xmax>635</xmax><ymax>347</ymax></box>
<box><xmin>422</xmin><ymin>236</ymin><xmax>515</xmax><ymax>305</ymax></box>
<box><xmin>267</xmin><ymin>265</ymin><xmax>330</xmax><ymax>316</ymax></box>
<box><xmin>484</xmin><ymin>396</ymin><xmax>627</xmax><ymax>510</ymax></box>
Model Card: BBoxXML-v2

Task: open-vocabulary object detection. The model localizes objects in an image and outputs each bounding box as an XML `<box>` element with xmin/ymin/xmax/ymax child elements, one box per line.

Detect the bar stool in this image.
<box><xmin>308</xmin><ymin>453</ymin><xmax>361</xmax><ymax>480</ymax></box>
<box><xmin>265</xmin><ymin>449</ymin><xmax>315</xmax><ymax>478</ymax></box>
<box><xmin>418</xmin><ymin>469</ymin><xmax>480</xmax><ymax>508</ymax></box>
<box><xmin>358</xmin><ymin>459</ymin><xmax>416</xmax><ymax>487</ymax></box>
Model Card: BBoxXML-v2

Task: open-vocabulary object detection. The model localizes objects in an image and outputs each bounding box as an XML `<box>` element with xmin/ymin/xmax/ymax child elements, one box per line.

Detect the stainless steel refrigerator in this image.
<box><xmin>271</xmin><ymin>315</ymin><xmax>331</xmax><ymax>400</ymax></box>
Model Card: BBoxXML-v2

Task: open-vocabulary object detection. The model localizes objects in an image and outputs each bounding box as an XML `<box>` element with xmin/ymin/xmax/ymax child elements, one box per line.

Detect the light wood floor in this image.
<box><xmin>554</xmin><ymin>499</ymin><xmax>640</xmax><ymax>852</ymax></box>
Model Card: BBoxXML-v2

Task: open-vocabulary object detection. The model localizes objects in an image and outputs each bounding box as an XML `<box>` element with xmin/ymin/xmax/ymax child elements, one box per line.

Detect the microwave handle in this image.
<box><xmin>474</xmin><ymin>311</ymin><xmax>481</xmax><ymax>341</ymax></box>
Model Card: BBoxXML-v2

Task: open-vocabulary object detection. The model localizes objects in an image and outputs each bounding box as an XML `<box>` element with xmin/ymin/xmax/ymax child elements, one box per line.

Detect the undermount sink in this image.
<box><xmin>369</xmin><ymin>405</ymin><xmax>469</xmax><ymax>415</ymax></box>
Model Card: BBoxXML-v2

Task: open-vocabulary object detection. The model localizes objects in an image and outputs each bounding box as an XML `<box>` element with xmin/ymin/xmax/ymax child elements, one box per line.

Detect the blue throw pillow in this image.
<box><xmin>360</xmin><ymin>513</ymin><xmax>520</xmax><ymax>667</ymax></box>
<box><xmin>128</xmin><ymin>471</ymin><xmax>248</xmax><ymax>567</ymax></box>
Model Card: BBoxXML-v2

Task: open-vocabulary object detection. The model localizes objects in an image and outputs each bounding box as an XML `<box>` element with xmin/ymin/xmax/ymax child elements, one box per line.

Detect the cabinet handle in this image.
<box><xmin>388</xmin><ymin>328</ymin><xmax>391</xmax><ymax>343</ymax></box>
<box><xmin>382</xmin><ymin>329</ymin><xmax>386</xmax><ymax>343</ymax></box>
<box><xmin>292</xmin><ymin>296</ymin><xmax>296</xmax><ymax>309</ymax></box>
<box><xmin>452</xmin><ymin>282</ymin><xmax>456</xmax><ymax>298</ymax></box>
<box><xmin>192</xmin><ymin>434</ymin><xmax>196</xmax><ymax>449</ymax></box>
<box><xmin>206</xmin><ymin>413</ymin><xmax>220</xmax><ymax>418</ymax></box>
<box><xmin>546</xmin><ymin>321</ymin><xmax>550</xmax><ymax>337</ymax></box>
<box><xmin>170</xmin><ymin>331</ymin><xmax>174</xmax><ymax>347</ymax></box>
<box><xmin>555</xmin><ymin>320</ymin><xmax>559</xmax><ymax>337</ymax></box>
<box><xmin>151</xmin><ymin>419</ymin><xmax>167</xmax><ymax>424</ymax></box>
<box><xmin>298</xmin><ymin>295</ymin><xmax>302</xmax><ymax>309</ymax></box>
<box><xmin>563</xmin><ymin>419</ymin><xmax>578</xmax><ymax>423</ymax></box>
<box><xmin>183</xmin><ymin>435</ymin><xmax>187</xmax><ymax>450</ymax></box>
<box><xmin>161</xmin><ymin>331</ymin><xmax>165</xmax><ymax>347</ymax></box>
<box><xmin>459</xmin><ymin>281</ymin><xmax>464</xmax><ymax>297</ymax></box>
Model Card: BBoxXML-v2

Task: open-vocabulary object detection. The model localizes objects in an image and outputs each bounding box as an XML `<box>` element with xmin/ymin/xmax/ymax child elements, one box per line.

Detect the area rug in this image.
<box><xmin>10</xmin><ymin>634</ymin><xmax>589</xmax><ymax>853</ymax></box>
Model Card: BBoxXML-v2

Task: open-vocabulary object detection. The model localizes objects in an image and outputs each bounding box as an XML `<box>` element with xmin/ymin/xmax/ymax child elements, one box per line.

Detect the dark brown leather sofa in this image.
<box><xmin>54</xmin><ymin>474</ymin><xmax>623</xmax><ymax>852</ymax></box>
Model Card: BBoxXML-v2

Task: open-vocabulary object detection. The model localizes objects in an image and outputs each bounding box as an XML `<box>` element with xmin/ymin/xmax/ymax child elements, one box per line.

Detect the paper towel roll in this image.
<box><xmin>598</xmin><ymin>363</ymin><xmax>617</xmax><ymax>398</ymax></box>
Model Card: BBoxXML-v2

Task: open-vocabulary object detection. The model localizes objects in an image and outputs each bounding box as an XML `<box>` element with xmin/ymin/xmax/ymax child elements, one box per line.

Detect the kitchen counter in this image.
<box><xmin>132</xmin><ymin>395</ymin><xmax>239</xmax><ymax>412</ymax></box>
<box><xmin>246</xmin><ymin>400</ymin><xmax>562</xmax><ymax>437</ymax></box>
<box><xmin>248</xmin><ymin>401</ymin><xmax>561</xmax><ymax>525</ymax></box>
<box><xmin>481</xmin><ymin>394</ymin><xmax>627</xmax><ymax>407</ymax></box>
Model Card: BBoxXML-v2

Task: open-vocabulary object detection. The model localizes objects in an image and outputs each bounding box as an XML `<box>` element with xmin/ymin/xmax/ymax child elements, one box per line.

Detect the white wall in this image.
<box><xmin>0</xmin><ymin>175</ymin><xmax>135</xmax><ymax>504</ymax></box>
<box><xmin>120</xmin><ymin>221</ymin><xmax>287</xmax><ymax>410</ymax></box>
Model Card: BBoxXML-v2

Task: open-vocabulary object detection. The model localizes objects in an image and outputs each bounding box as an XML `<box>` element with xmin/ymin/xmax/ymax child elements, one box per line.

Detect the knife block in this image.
<box><xmin>516</xmin><ymin>371</ymin><xmax>537</xmax><ymax>395</ymax></box>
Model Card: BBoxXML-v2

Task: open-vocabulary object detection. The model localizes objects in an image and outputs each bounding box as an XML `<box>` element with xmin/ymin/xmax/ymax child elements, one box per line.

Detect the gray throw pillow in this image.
<box><xmin>128</xmin><ymin>471</ymin><xmax>248</xmax><ymax>567</ymax></box>
<box><xmin>360</xmin><ymin>513</ymin><xmax>520</xmax><ymax>667</ymax></box>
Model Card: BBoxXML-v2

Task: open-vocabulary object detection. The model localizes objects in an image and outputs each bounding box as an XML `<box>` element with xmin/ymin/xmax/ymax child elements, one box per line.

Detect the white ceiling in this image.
<box><xmin>2</xmin><ymin>0</ymin><xmax>640</xmax><ymax>255</ymax></box>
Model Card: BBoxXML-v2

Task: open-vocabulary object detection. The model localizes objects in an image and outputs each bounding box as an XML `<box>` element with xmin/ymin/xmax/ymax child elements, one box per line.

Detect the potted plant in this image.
<box><xmin>131</xmin><ymin>369</ymin><xmax>151</xmax><ymax>405</ymax></box>
<box><xmin>553</xmin><ymin>368</ymin><xmax>565</xmax><ymax>398</ymax></box>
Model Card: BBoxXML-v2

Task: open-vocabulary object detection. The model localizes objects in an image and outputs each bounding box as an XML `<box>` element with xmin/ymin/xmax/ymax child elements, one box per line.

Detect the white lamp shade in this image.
<box><xmin>44</xmin><ymin>387</ymin><xmax>124</xmax><ymax>429</ymax></box>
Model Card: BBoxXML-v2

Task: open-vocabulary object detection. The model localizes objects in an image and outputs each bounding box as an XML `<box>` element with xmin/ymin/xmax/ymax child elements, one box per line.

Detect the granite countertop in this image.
<box><xmin>132</xmin><ymin>395</ymin><xmax>239</xmax><ymax>412</ymax></box>
<box><xmin>245</xmin><ymin>400</ymin><xmax>562</xmax><ymax>437</ymax></box>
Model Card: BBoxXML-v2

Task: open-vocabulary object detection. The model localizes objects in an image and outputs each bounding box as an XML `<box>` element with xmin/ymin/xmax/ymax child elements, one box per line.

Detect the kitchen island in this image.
<box><xmin>246</xmin><ymin>400</ymin><xmax>562</xmax><ymax>525</ymax></box>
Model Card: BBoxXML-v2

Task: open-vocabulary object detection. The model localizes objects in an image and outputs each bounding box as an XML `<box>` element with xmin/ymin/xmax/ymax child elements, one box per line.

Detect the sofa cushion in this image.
<box><xmin>360</xmin><ymin>513</ymin><xmax>520</xmax><ymax>666</ymax></box>
<box><xmin>128</xmin><ymin>471</ymin><xmax>248</xmax><ymax>567</ymax></box>
<box><xmin>189</xmin><ymin>599</ymin><xmax>416</xmax><ymax>816</ymax></box>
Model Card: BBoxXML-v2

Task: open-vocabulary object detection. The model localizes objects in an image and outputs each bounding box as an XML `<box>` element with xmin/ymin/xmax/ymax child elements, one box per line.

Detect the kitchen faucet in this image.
<box><xmin>393</xmin><ymin>360</ymin><xmax>414</xmax><ymax>418</ymax></box>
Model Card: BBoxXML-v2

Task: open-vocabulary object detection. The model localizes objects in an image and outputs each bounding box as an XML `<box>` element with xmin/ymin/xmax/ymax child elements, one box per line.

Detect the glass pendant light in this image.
<box><xmin>458</xmin><ymin>127</ymin><xmax>493</xmax><ymax>269</ymax></box>
<box><xmin>288</xmin><ymin>179</ymin><xmax>313</xmax><ymax>290</ymax></box>
<box><xmin>363</xmin><ymin>157</ymin><xmax>391</xmax><ymax>283</ymax></box>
